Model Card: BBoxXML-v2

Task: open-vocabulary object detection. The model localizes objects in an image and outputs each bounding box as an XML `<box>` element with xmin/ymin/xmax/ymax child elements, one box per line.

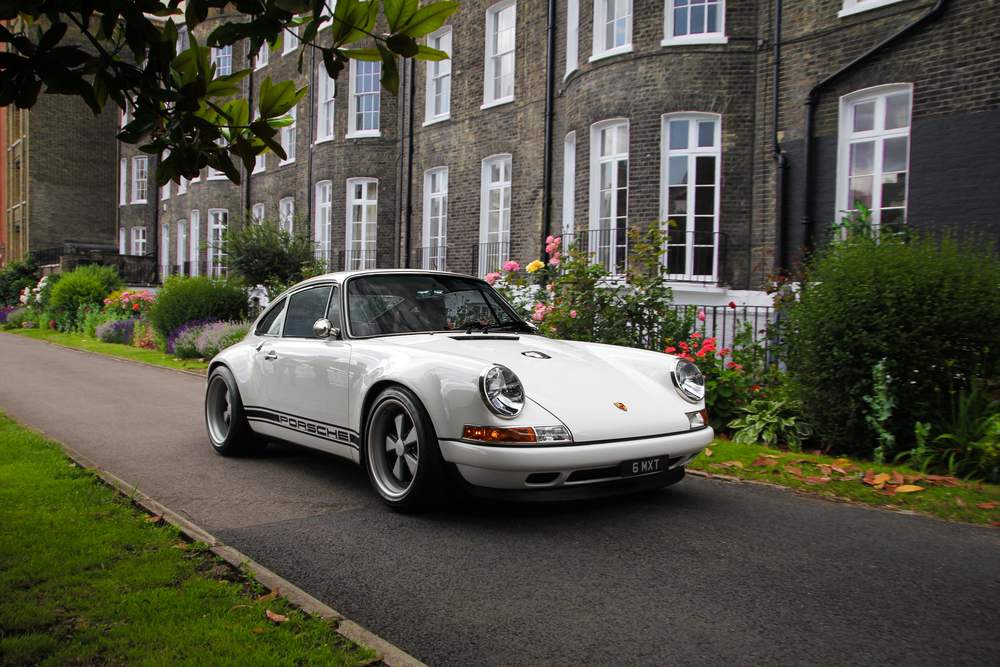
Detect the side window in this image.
<box><xmin>255</xmin><ymin>298</ymin><xmax>287</xmax><ymax>336</ymax></box>
<box><xmin>283</xmin><ymin>286</ymin><xmax>334</xmax><ymax>338</ymax></box>
<box><xmin>326</xmin><ymin>287</ymin><xmax>341</xmax><ymax>329</ymax></box>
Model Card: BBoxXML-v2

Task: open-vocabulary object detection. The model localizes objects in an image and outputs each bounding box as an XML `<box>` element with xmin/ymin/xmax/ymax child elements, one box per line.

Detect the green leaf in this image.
<box><xmin>377</xmin><ymin>43</ymin><xmax>399</xmax><ymax>96</ymax></box>
<box><xmin>414</xmin><ymin>45</ymin><xmax>448</xmax><ymax>61</ymax></box>
<box><xmin>386</xmin><ymin>33</ymin><xmax>418</xmax><ymax>58</ymax></box>
<box><xmin>399</xmin><ymin>1</ymin><xmax>460</xmax><ymax>38</ymax></box>
<box><xmin>234</xmin><ymin>133</ymin><xmax>257</xmax><ymax>173</ymax></box>
<box><xmin>385</xmin><ymin>0</ymin><xmax>420</xmax><ymax>32</ymax></box>
<box><xmin>341</xmin><ymin>48</ymin><xmax>381</xmax><ymax>62</ymax></box>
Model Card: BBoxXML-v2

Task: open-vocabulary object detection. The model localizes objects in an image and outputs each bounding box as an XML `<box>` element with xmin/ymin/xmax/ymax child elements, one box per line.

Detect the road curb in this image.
<box><xmin>5</xmin><ymin>412</ymin><xmax>428</xmax><ymax>667</ymax></box>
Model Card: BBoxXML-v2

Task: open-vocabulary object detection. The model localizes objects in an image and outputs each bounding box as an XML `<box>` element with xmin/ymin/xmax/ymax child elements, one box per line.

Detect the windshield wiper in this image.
<box><xmin>490</xmin><ymin>321</ymin><xmax>537</xmax><ymax>333</ymax></box>
<box><xmin>464</xmin><ymin>321</ymin><xmax>492</xmax><ymax>334</ymax></box>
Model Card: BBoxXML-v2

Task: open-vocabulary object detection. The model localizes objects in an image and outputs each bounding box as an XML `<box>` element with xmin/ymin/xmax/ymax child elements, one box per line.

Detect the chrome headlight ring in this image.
<box><xmin>671</xmin><ymin>358</ymin><xmax>707</xmax><ymax>404</ymax></box>
<box><xmin>479</xmin><ymin>364</ymin><xmax>525</xmax><ymax>418</ymax></box>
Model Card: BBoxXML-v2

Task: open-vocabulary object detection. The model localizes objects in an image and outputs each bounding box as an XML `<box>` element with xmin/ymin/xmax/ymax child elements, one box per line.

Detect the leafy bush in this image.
<box><xmin>168</xmin><ymin>318</ymin><xmax>219</xmax><ymax>357</ymax></box>
<box><xmin>193</xmin><ymin>320</ymin><xmax>251</xmax><ymax>358</ymax></box>
<box><xmin>96</xmin><ymin>319</ymin><xmax>137</xmax><ymax>345</ymax></box>
<box><xmin>779</xmin><ymin>234</ymin><xmax>1000</xmax><ymax>459</ymax></box>
<box><xmin>0</xmin><ymin>255</ymin><xmax>39</xmax><ymax>307</ymax></box>
<box><xmin>222</xmin><ymin>215</ymin><xmax>323</xmax><ymax>297</ymax></box>
<box><xmin>47</xmin><ymin>265</ymin><xmax>123</xmax><ymax>330</ymax></box>
<box><xmin>728</xmin><ymin>395</ymin><xmax>813</xmax><ymax>450</ymax></box>
<box><xmin>146</xmin><ymin>276</ymin><xmax>248</xmax><ymax>341</ymax></box>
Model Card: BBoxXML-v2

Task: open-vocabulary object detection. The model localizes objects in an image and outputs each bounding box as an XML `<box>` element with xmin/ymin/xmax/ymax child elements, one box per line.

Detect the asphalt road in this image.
<box><xmin>2</xmin><ymin>332</ymin><xmax>999</xmax><ymax>666</ymax></box>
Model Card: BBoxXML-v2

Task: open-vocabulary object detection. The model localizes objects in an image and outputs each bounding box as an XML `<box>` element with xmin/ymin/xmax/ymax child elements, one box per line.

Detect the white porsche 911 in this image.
<box><xmin>205</xmin><ymin>270</ymin><xmax>713</xmax><ymax>510</ymax></box>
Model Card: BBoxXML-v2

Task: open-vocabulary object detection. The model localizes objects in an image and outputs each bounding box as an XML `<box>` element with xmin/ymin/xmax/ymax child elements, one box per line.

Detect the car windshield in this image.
<box><xmin>346</xmin><ymin>274</ymin><xmax>528</xmax><ymax>337</ymax></box>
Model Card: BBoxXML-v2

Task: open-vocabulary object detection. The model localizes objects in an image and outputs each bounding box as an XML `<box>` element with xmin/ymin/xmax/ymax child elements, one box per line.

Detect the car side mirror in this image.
<box><xmin>313</xmin><ymin>318</ymin><xmax>340</xmax><ymax>339</ymax></box>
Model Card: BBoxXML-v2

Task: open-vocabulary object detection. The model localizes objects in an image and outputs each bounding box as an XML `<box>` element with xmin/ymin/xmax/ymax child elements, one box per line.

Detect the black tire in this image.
<box><xmin>205</xmin><ymin>366</ymin><xmax>266</xmax><ymax>457</ymax></box>
<box><xmin>364</xmin><ymin>386</ymin><xmax>448</xmax><ymax>511</ymax></box>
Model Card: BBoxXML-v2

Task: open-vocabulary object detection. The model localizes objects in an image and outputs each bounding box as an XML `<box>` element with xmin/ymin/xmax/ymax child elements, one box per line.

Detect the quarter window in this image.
<box><xmin>660</xmin><ymin>113</ymin><xmax>721</xmax><ymax>282</ymax></box>
<box><xmin>255</xmin><ymin>298</ymin><xmax>287</xmax><ymax>336</ymax></box>
<box><xmin>837</xmin><ymin>85</ymin><xmax>912</xmax><ymax>234</ymax></box>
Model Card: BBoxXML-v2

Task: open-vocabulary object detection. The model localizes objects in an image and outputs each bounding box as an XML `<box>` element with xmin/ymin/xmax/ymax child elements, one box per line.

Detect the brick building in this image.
<box><xmin>115</xmin><ymin>0</ymin><xmax>999</xmax><ymax>307</ymax></box>
<box><xmin>0</xmin><ymin>20</ymin><xmax>118</xmax><ymax>268</ymax></box>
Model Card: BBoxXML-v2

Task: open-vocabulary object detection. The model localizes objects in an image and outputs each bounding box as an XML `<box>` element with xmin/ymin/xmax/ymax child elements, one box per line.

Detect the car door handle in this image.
<box><xmin>264</xmin><ymin>350</ymin><xmax>278</xmax><ymax>361</ymax></box>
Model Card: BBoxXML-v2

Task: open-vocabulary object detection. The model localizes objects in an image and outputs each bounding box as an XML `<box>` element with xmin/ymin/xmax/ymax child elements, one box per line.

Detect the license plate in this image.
<box><xmin>621</xmin><ymin>456</ymin><xmax>667</xmax><ymax>478</ymax></box>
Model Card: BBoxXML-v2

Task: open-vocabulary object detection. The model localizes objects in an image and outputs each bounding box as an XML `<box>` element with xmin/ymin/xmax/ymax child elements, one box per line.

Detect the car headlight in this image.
<box><xmin>479</xmin><ymin>364</ymin><xmax>524</xmax><ymax>418</ymax></box>
<box><xmin>671</xmin><ymin>358</ymin><xmax>706</xmax><ymax>403</ymax></box>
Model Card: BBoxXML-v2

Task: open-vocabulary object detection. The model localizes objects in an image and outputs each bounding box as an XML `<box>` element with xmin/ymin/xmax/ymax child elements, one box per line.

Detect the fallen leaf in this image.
<box><xmin>811</xmin><ymin>449</ymin><xmax>822</xmax><ymax>456</ymax></box>
<box><xmin>703</xmin><ymin>447</ymin><xmax>713</xmax><ymax>457</ymax></box>
<box><xmin>266</xmin><ymin>609</ymin><xmax>288</xmax><ymax>623</ymax></box>
<box><xmin>758</xmin><ymin>453</ymin><xmax>784</xmax><ymax>459</ymax></box>
<box><xmin>863</xmin><ymin>469</ymin><xmax>875</xmax><ymax>484</ymax></box>
<box><xmin>975</xmin><ymin>502</ymin><xmax>997</xmax><ymax>509</ymax></box>
<box><xmin>790</xmin><ymin>458</ymin><xmax>817</xmax><ymax>464</ymax></box>
<box><xmin>802</xmin><ymin>476</ymin><xmax>830</xmax><ymax>485</ymax></box>
<box><xmin>708</xmin><ymin>463</ymin><xmax>725</xmax><ymax>469</ymax></box>
<box><xmin>871</xmin><ymin>473</ymin><xmax>891</xmax><ymax>488</ymax></box>
<box><xmin>256</xmin><ymin>588</ymin><xmax>279</xmax><ymax>604</ymax></box>
<box><xmin>716</xmin><ymin>433</ymin><xmax>730</xmax><ymax>441</ymax></box>
<box><xmin>956</xmin><ymin>496</ymin><xmax>968</xmax><ymax>508</ymax></box>
<box><xmin>722</xmin><ymin>461</ymin><xmax>744</xmax><ymax>469</ymax></box>
<box><xmin>819</xmin><ymin>464</ymin><xmax>832</xmax><ymax>476</ymax></box>
<box><xmin>751</xmin><ymin>457</ymin><xmax>778</xmax><ymax>468</ymax></box>
<box><xmin>891</xmin><ymin>470</ymin><xmax>905</xmax><ymax>486</ymax></box>
<box><xmin>252</xmin><ymin>628</ymin><xmax>263</xmax><ymax>634</ymax></box>
<box><xmin>991</xmin><ymin>521</ymin><xmax>1000</xmax><ymax>527</ymax></box>
<box><xmin>355</xmin><ymin>658</ymin><xmax>383</xmax><ymax>667</ymax></box>
<box><xmin>830</xmin><ymin>465</ymin><xmax>848</xmax><ymax>475</ymax></box>
<box><xmin>895</xmin><ymin>485</ymin><xmax>925</xmax><ymax>493</ymax></box>
<box><xmin>873</xmin><ymin>488</ymin><xmax>896</xmax><ymax>496</ymax></box>
<box><xmin>68</xmin><ymin>462</ymin><xmax>76</xmax><ymax>468</ymax></box>
<box><xmin>835</xmin><ymin>476</ymin><xmax>854</xmax><ymax>481</ymax></box>
<box><xmin>785</xmin><ymin>466</ymin><xmax>803</xmax><ymax>477</ymax></box>
<box><xmin>832</xmin><ymin>458</ymin><xmax>852</xmax><ymax>467</ymax></box>
<box><xmin>145</xmin><ymin>514</ymin><xmax>164</xmax><ymax>523</ymax></box>
<box><xmin>229</xmin><ymin>605</ymin><xmax>253</xmax><ymax>611</ymax></box>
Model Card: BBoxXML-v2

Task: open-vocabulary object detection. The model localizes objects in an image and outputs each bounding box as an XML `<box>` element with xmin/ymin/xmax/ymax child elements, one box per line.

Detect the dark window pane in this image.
<box><xmin>693</xmin><ymin>247</ymin><xmax>713</xmax><ymax>275</ymax></box>
<box><xmin>695</xmin><ymin>186</ymin><xmax>715</xmax><ymax>215</ymax></box>
<box><xmin>881</xmin><ymin>173</ymin><xmax>907</xmax><ymax>209</ymax></box>
<box><xmin>667</xmin><ymin>245</ymin><xmax>686</xmax><ymax>274</ymax></box>
<box><xmin>669</xmin><ymin>186</ymin><xmax>688</xmax><ymax>215</ymax></box>
<box><xmin>284</xmin><ymin>286</ymin><xmax>333</xmax><ymax>338</ymax></box>
<box><xmin>695</xmin><ymin>156</ymin><xmax>716</xmax><ymax>185</ymax></box>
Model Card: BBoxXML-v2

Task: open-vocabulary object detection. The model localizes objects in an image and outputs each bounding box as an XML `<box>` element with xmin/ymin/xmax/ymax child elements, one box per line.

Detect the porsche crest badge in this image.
<box><xmin>614</xmin><ymin>402</ymin><xmax>627</xmax><ymax>412</ymax></box>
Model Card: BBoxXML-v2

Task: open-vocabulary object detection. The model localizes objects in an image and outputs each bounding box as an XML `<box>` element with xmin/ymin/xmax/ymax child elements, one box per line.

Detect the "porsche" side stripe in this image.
<box><xmin>244</xmin><ymin>406</ymin><xmax>359</xmax><ymax>448</ymax></box>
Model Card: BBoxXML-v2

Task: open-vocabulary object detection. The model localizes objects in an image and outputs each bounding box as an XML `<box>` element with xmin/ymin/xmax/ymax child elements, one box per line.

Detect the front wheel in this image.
<box><xmin>365</xmin><ymin>386</ymin><xmax>447</xmax><ymax>511</ymax></box>
<box><xmin>205</xmin><ymin>366</ymin><xmax>266</xmax><ymax>457</ymax></box>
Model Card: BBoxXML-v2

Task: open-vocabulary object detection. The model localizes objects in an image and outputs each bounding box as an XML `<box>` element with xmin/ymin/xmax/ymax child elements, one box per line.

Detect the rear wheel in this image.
<box><xmin>205</xmin><ymin>366</ymin><xmax>266</xmax><ymax>456</ymax></box>
<box><xmin>365</xmin><ymin>386</ymin><xmax>447</xmax><ymax>511</ymax></box>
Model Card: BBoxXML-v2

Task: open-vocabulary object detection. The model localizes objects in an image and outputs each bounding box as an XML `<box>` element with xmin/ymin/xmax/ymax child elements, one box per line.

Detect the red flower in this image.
<box><xmin>691</xmin><ymin>332</ymin><xmax>702</xmax><ymax>339</ymax></box>
<box><xmin>665</xmin><ymin>347</ymin><xmax>676</xmax><ymax>353</ymax></box>
<box><xmin>729</xmin><ymin>301</ymin><xmax>736</xmax><ymax>309</ymax></box>
<box><xmin>696</xmin><ymin>351</ymin><xmax>706</xmax><ymax>357</ymax></box>
<box><xmin>751</xmin><ymin>385</ymin><xmax>760</xmax><ymax>391</ymax></box>
<box><xmin>133</xmin><ymin>303</ymin><xmax>141</xmax><ymax>310</ymax></box>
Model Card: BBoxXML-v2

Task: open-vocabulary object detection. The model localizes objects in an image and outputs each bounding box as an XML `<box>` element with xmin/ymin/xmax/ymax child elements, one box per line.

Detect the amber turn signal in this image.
<box><xmin>462</xmin><ymin>425</ymin><xmax>537</xmax><ymax>443</ymax></box>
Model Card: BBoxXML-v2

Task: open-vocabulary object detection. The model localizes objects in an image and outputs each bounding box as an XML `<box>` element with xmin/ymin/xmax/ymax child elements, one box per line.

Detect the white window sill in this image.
<box><xmin>838</xmin><ymin>0</ymin><xmax>906</xmax><ymax>18</ymax></box>
<box><xmin>563</xmin><ymin>67</ymin><xmax>578</xmax><ymax>82</ymax></box>
<box><xmin>131</xmin><ymin>200</ymin><xmax>147</xmax><ymax>205</ymax></box>
<box><xmin>278</xmin><ymin>158</ymin><xmax>297</xmax><ymax>167</ymax></box>
<box><xmin>422</xmin><ymin>114</ymin><xmax>451</xmax><ymax>127</ymax></box>
<box><xmin>314</xmin><ymin>135</ymin><xmax>335</xmax><ymax>145</ymax></box>
<box><xmin>345</xmin><ymin>130</ymin><xmax>381</xmax><ymax>139</ymax></box>
<box><xmin>207</xmin><ymin>174</ymin><xmax>227</xmax><ymax>181</ymax></box>
<box><xmin>589</xmin><ymin>44</ymin><xmax>633</xmax><ymax>63</ymax></box>
<box><xmin>661</xmin><ymin>34</ymin><xmax>729</xmax><ymax>47</ymax></box>
<box><xmin>481</xmin><ymin>97</ymin><xmax>514</xmax><ymax>111</ymax></box>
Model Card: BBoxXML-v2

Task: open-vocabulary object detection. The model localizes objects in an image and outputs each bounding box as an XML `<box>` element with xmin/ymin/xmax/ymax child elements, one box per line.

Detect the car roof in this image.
<box><xmin>294</xmin><ymin>268</ymin><xmax>481</xmax><ymax>288</ymax></box>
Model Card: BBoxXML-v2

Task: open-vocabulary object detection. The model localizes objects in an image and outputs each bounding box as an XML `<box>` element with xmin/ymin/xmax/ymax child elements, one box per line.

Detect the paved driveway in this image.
<box><xmin>2</xmin><ymin>333</ymin><xmax>999</xmax><ymax>666</ymax></box>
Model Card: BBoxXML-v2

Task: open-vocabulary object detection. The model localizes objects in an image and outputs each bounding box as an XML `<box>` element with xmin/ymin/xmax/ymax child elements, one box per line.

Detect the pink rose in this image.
<box><xmin>570</xmin><ymin>310</ymin><xmax>577</xmax><ymax>318</ymax></box>
<box><xmin>698</xmin><ymin>310</ymin><xmax>706</xmax><ymax>322</ymax></box>
<box><xmin>484</xmin><ymin>272</ymin><xmax>500</xmax><ymax>285</ymax></box>
<box><xmin>503</xmin><ymin>260</ymin><xmax>520</xmax><ymax>272</ymax></box>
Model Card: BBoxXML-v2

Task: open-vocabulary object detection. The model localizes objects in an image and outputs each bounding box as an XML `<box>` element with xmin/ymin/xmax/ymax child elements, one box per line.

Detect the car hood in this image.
<box><xmin>384</xmin><ymin>333</ymin><xmax>697</xmax><ymax>442</ymax></box>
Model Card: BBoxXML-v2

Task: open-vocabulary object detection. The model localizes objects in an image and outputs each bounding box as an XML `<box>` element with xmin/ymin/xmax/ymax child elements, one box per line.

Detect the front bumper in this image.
<box><xmin>438</xmin><ymin>426</ymin><xmax>713</xmax><ymax>496</ymax></box>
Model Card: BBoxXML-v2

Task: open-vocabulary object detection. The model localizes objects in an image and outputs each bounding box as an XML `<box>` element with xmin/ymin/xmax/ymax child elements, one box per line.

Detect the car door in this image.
<box><xmin>256</xmin><ymin>284</ymin><xmax>355</xmax><ymax>460</ymax></box>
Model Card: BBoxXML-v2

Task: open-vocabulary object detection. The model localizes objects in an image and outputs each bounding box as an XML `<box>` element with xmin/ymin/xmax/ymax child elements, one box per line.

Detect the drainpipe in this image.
<box><xmin>307</xmin><ymin>47</ymin><xmax>316</xmax><ymax>233</ymax></box>
<box><xmin>771</xmin><ymin>0</ymin><xmax>788</xmax><ymax>273</ymax></box>
<box><xmin>540</xmin><ymin>0</ymin><xmax>557</xmax><ymax>261</ymax></box>
<box><xmin>244</xmin><ymin>60</ymin><xmax>254</xmax><ymax>218</ymax></box>
<box><xmin>403</xmin><ymin>58</ymin><xmax>416</xmax><ymax>268</ymax></box>
<box><xmin>801</xmin><ymin>0</ymin><xmax>948</xmax><ymax>253</ymax></box>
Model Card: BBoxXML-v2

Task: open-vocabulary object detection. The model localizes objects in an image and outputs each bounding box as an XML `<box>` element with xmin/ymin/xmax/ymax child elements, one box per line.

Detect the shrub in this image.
<box><xmin>96</xmin><ymin>318</ymin><xmax>137</xmax><ymax>345</ymax></box>
<box><xmin>0</xmin><ymin>255</ymin><xmax>39</xmax><ymax>307</ymax></box>
<box><xmin>131</xmin><ymin>319</ymin><xmax>162</xmax><ymax>350</ymax></box>
<box><xmin>193</xmin><ymin>320</ymin><xmax>251</xmax><ymax>358</ymax></box>
<box><xmin>780</xmin><ymin>234</ymin><xmax>1000</xmax><ymax>459</ymax></box>
<box><xmin>47</xmin><ymin>265</ymin><xmax>123</xmax><ymax>330</ymax></box>
<box><xmin>146</xmin><ymin>276</ymin><xmax>248</xmax><ymax>341</ymax></box>
<box><xmin>168</xmin><ymin>318</ymin><xmax>219</xmax><ymax>357</ymax></box>
<box><xmin>221</xmin><ymin>215</ymin><xmax>323</xmax><ymax>297</ymax></box>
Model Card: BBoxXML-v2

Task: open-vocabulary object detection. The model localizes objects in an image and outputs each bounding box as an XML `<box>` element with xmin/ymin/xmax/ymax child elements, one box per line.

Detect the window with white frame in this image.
<box><xmin>253</xmin><ymin>39</ymin><xmax>269</xmax><ymax>68</ymax></box>
<box><xmin>211</xmin><ymin>44</ymin><xmax>232</xmax><ymax>76</ymax></box>
<box><xmin>424</xmin><ymin>27</ymin><xmax>452</xmax><ymax>124</ymax></box>
<box><xmin>177</xmin><ymin>220</ymin><xmax>187</xmax><ymax>272</ymax></box>
<box><xmin>131</xmin><ymin>226</ymin><xmax>146</xmax><ymax>255</ymax></box>
<box><xmin>316</xmin><ymin>65</ymin><xmax>336</xmax><ymax>142</ymax></box>
<box><xmin>317</xmin><ymin>1</ymin><xmax>335</xmax><ymax>29</ymax></box>
<box><xmin>589</xmin><ymin>120</ymin><xmax>629</xmax><ymax>274</ymax></box>
<box><xmin>178</xmin><ymin>175</ymin><xmax>188</xmax><ymax>194</ymax></box>
<box><xmin>161</xmin><ymin>152</ymin><xmax>171</xmax><ymax>199</ymax></box>
<box><xmin>252</xmin><ymin>113</ymin><xmax>266</xmax><ymax>173</ymax></box>
<box><xmin>279</xmin><ymin>197</ymin><xmax>295</xmax><ymax>233</ymax></box>
<box><xmin>189</xmin><ymin>210</ymin><xmax>200</xmax><ymax>276</ymax></box>
<box><xmin>119</xmin><ymin>228</ymin><xmax>126</xmax><ymax>254</ymax></box>
<box><xmin>208</xmin><ymin>138</ymin><xmax>227</xmax><ymax>179</ymax></box>
<box><xmin>177</xmin><ymin>25</ymin><xmax>190</xmax><ymax>52</ymax></box>
<box><xmin>479</xmin><ymin>155</ymin><xmax>512</xmax><ymax>276</ymax></box>
<box><xmin>252</xmin><ymin>203</ymin><xmax>265</xmax><ymax>224</ymax></box>
<box><xmin>837</xmin><ymin>84</ymin><xmax>911</xmax><ymax>233</ymax></box>
<box><xmin>283</xmin><ymin>26</ymin><xmax>299</xmax><ymax>54</ymax></box>
<box><xmin>119</xmin><ymin>159</ymin><xmax>127</xmax><ymax>206</ymax></box>
<box><xmin>483</xmin><ymin>1</ymin><xmax>516</xmax><ymax>108</ymax></box>
<box><xmin>190</xmin><ymin>169</ymin><xmax>200</xmax><ymax>183</ymax></box>
<box><xmin>315</xmin><ymin>181</ymin><xmax>333</xmax><ymax>268</ymax></box>
<box><xmin>562</xmin><ymin>132</ymin><xmax>576</xmax><ymax>237</ymax></box>
<box><xmin>423</xmin><ymin>168</ymin><xmax>448</xmax><ymax>270</ymax></box>
<box><xmin>592</xmin><ymin>0</ymin><xmax>633</xmax><ymax>60</ymax></box>
<box><xmin>839</xmin><ymin>0</ymin><xmax>906</xmax><ymax>18</ymax></box>
<box><xmin>346</xmin><ymin>178</ymin><xmax>378</xmax><ymax>270</ymax></box>
<box><xmin>207</xmin><ymin>209</ymin><xmax>228</xmax><ymax>277</ymax></box>
<box><xmin>131</xmin><ymin>156</ymin><xmax>148</xmax><ymax>203</ymax></box>
<box><xmin>660</xmin><ymin>113</ymin><xmax>721</xmax><ymax>281</ymax></box>
<box><xmin>280</xmin><ymin>105</ymin><xmax>297</xmax><ymax>163</ymax></box>
<box><xmin>161</xmin><ymin>224</ymin><xmax>170</xmax><ymax>273</ymax></box>
<box><xmin>663</xmin><ymin>0</ymin><xmax>727</xmax><ymax>45</ymax></box>
<box><xmin>348</xmin><ymin>60</ymin><xmax>380</xmax><ymax>136</ymax></box>
<box><xmin>566</xmin><ymin>0</ymin><xmax>579</xmax><ymax>78</ymax></box>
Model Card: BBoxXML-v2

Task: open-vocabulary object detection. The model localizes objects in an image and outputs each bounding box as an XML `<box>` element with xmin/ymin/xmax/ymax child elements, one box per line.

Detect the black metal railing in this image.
<box><xmin>412</xmin><ymin>245</ymin><xmax>448</xmax><ymax>271</ymax></box>
<box><xmin>561</xmin><ymin>228</ymin><xmax>631</xmax><ymax>276</ymax></box>
<box><xmin>314</xmin><ymin>248</ymin><xmax>391</xmax><ymax>273</ymax></box>
<box><xmin>29</xmin><ymin>246</ymin><xmax>64</xmax><ymax>266</ymax></box>
<box><xmin>671</xmin><ymin>303</ymin><xmax>775</xmax><ymax>351</ymax></box>
<box><xmin>471</xmin><ymin>241</ymin><xmax>511</xmax><ymax>277</ymax></box>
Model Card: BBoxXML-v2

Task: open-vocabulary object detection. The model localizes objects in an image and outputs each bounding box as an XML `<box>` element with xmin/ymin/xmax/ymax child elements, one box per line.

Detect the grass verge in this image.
<box><xmin>4</xmin><ymin>328</ymin><xmax>208</xmax><ymax>374</ymax></box>
<box><xmin>0</xmin><ymin>413</ymin><xmax>378</xmax><ymax>666</ymax></box>
<box><xmin>690</xmin><ymin>438</ymin><xmax>1000</xmax><ymax>527</ymax></box>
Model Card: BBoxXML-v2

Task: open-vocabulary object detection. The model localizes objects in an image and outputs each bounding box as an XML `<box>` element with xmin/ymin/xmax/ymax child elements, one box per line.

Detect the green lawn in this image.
<box><xmin>5</xmin><ymin>328</ymin><xmax>209</xmax><ymax>374</ymax></box>
<box><xmin>0</xmin><ymin>414</ymin><xmax>378</xmax><ymax>666</ymax></box>
<box><xmin>690</xmin><ymin>438</ymin><xmax>1000</xmax><ymax>527</ymax></box>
